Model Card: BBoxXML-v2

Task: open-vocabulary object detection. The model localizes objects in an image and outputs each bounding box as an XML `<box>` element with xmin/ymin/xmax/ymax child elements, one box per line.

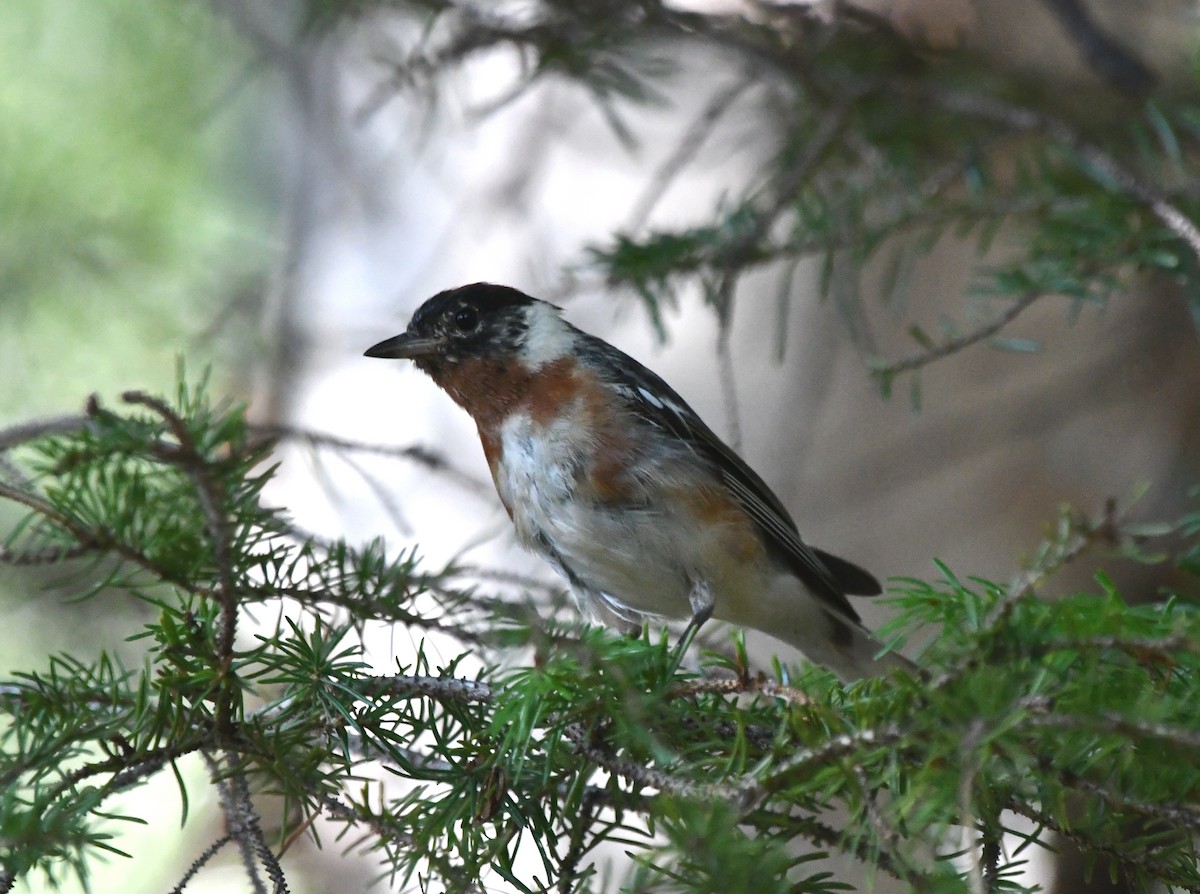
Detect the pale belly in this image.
<box><xmin>491</xmin><ymin>412</ymin><xmax>741</xmax><ymax>622</ymax></box>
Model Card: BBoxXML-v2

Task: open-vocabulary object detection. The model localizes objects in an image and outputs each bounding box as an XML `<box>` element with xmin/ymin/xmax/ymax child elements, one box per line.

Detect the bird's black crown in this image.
<box><xmin>408</xmin><ymin>283</ymin><xmax>541</xmax><ymax>358</ymax></box>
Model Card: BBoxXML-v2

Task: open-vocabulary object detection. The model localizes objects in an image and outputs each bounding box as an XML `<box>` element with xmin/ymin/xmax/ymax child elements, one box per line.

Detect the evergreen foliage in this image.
<box><xmin>1</xmin><ymin>380</ymin><xmax>1198</xmax><ymax>892</ymax></box>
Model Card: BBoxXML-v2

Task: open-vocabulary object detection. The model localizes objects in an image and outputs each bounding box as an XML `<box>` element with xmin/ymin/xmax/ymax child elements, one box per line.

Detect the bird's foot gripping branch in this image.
<box><xmin>1</xmin><ymin>378</ymin><xmax>1199</xmax><ymax>894</ymax></box>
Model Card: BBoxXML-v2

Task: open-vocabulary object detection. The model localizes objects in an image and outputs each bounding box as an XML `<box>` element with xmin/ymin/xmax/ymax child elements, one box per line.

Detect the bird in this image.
<box><xmin>365</xmin><ymin>282</ymin><xmax>910</xmax><ymax>680</ymax></box>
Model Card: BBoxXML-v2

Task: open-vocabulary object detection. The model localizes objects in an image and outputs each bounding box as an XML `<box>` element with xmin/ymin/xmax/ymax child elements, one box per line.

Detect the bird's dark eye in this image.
<box><xmin>451</xmin><ymin>306</ymin><xmax>479</xmax><ymax>334</ymax></box>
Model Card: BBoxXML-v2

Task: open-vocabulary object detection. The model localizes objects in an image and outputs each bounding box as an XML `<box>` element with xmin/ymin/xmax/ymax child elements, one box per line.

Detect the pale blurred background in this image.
<box><xmin>3</xmin><ymin>1</ymin><xmax>1199</xmax><ymax>891</ymax></box>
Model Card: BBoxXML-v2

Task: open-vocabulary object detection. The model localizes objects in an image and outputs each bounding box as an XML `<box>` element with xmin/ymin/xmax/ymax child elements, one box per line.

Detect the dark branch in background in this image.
<box><xmin>1038</xmin><ymin>0</ymin><xmax>1157</xmax><ymax>97</ymax></box>
<box><xmin>1064</xmin><ymin>773</ymin><xmax>1200</xmax><ymax>836</ymax></box>
<box><xmin>709</xmin><ymin>92</ymin><xmax>862</xmax><ymax>311</ymax></box>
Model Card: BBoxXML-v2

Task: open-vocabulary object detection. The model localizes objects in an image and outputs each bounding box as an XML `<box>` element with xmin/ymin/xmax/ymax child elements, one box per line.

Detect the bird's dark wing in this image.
<box><xmin>579</xmin><ymin>334</ymin><xmax>880</xmax><ymax>621</ymax></box>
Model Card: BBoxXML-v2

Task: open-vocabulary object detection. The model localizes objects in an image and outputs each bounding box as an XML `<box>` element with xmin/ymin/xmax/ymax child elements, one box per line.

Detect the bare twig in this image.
<box><xmin>997</xmin><ymin>499</ymin><xmax>1122</xmax><ymax>615</ymax></box>
<box><xmin>701</xmin><ymin>92</ymin><xmax>862</xmax><ymax>445</ymax></box>
<box><xmin>745</xmin><ymin>802</ymin><xmax>938</xmax><ymax>887</ymax></box>
<box><xmin>626</xmin><ymin>74</ymin><xmax>756</xmax><ymax>231</ymax></box>
<box><xmin>710</xmin><ymin>89</ymin><xmax>860</xmax><ymax>306</ymax></box>
<box><xmin>853</xmin><ymin>765</ymin><xmax>906</xmax><ymax>875</ymax></box>
<box><xmin>0</xmin><ymin>415</ymin><xmax>90</xmax><ymax>451</ymax></box>
<box><xmin>208</xmin><ymin>753</ymin><xmax>290</xmax><ymax>894</ymax></box>
<box><xmin>666</xmin><ymin>673</ymin><xmax>809</xmax><ymax>706</ymax></box>
<box><xmin>1065</xmin><ymin>774</ymin><xmax>1200</xmax><ymax>835</ymax></box>
<box><xmin>1023</xmin><ymin>702</ymin><xmax>1200</xmax><ymax>751</ymax></box>
<box><xmin>1029</xmin><ymin>633</ymin><xmax>1195</xmax><ymax>663</ymax></box>
<box><xmin>928</xmin><ymin>501</ymin><xmax>1127</xmax><ymax>691</ymax></box>
<box><xmin>715</xmin><ymin>303</ymin><xmax>744</xmax><ymax>452</ymax></box>
<box><xmin>49</xmin><ymin>739</ymin><xmax>208</xmax><ymax>803</ymax></box>
<box><xmin>251</xmin><ymin>424</ymin><xmax>489</xmax><ymax>496</ymax></box>
<box><xmin>873</xmin><ymin>289</ymin><xmax>1042</xmax><ymax>379</ymax></box>
<box><xmin>759</xmin><ymin>725</ymin><xmax>904</xmax><ymax>802</ymax></box>
<box><xmin>168</xmin><ymin>833</ymin><xmax>236</xmax><ymax>894</ymax></box>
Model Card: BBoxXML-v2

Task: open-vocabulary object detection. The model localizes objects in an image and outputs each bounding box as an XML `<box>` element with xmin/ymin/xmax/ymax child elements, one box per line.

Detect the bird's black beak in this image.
<box><xmin>364</xmin><ymin>332</ymin><xmax>444</xmax><ymax>359</ymax></box>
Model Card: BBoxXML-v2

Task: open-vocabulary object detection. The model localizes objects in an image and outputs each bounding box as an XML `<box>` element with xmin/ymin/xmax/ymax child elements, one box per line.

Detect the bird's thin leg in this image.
<box><xmin>668</xmin><ymin>580</ymin><xmax>715</xmax><ymax>674</ymax></box>
<box><xmin>678</xmin><ymin>603</ymin><xmax>713</xmax><ymax>650</ymax></box>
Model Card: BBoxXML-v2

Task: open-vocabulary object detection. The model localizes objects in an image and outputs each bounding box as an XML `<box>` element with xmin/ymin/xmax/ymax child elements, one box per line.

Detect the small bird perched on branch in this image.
<box><xmin>366</xmin><ymin>283</ymin><xmax>909</xmax><ymax>680</ymax></box>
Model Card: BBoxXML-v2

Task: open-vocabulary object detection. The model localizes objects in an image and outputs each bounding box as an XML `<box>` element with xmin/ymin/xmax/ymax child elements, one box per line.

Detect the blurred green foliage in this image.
<box><xmin>0</xmin><ymin>0</ymin><xmax>271</xmax><ymax>413</ymax></box>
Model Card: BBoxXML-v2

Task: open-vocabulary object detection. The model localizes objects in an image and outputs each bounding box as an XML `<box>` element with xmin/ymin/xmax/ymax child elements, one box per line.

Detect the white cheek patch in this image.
<box><xmin>519</xmin><ymin>301</ymin><xmax>575</xmax><ymax>370</ymax></box>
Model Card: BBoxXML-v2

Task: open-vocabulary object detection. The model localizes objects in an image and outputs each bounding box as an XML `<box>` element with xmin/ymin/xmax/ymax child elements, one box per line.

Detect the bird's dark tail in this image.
<box><xmin>821</xmin><ymin>613</ymin><xmax>917</xmax><ymax>682</ymax></box>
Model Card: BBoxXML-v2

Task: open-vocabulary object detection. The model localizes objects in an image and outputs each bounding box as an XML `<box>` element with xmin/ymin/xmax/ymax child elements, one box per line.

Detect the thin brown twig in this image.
<box><xmin>251</xmin><ymin>424</ymin><xmax>489</xmax><ymax>496</ymax></box>
<box><xmin>0</xmin><ymin>415</ymin><xmax>90</xmax><ymax>451</ymax></box>
<box><xmin>704</xmin><ymin>91</ymin><xmax>862</xmax><ymax>448</ymax></box>
<box><xmin>207</xmin><ymin>754</ymin><xmax>268</xmax><ymax>894</ymax></box>
<box><xmin>998</xmin><ymin>498</ymin><xmax>1121</xmax><ymax>613</ymax></box>
<box><xmin>959</xmin><ymin>720</ymin><xmax>989</xmax><ymax>894</ymax></box>
<box><xmin>928</xmin><ymin>501</ymin><xmax>1126</xmax><ymax>691</ymax></box>
<box><xmin>853</xmin><ymin>765</ymin><xmax>906</xmax><ymax>876</ymax></box>
<box><xmin>743</xmin><ymin>803</ymin><xmax>935</xmax><ymax>888</ymax></box>
<box><xmin>666</xmin><ymin>673</ymin><xmax>810</xmax><ymax>706</ymax></box>
<box><xmin>873</xmin><ymin>289</ymin><xmax>1042</xmax><ymax>378</ymax></box>
<box><xmin>1027</xmin><ymin>633</ymin><xmax>1194</xmax><ymax>663</ymax></box>
<box><xmin>1037</xmin><ymin>0</ymin><xmax>1157</xmax><ymax>96</ymax></box>
<box><xmin>207</xmin><ymin>752</ymin><xmax>290</xmax><ymax>894</ymax></box>
<box><xmin>0</xmin><ymin>478</ymin><xmax>200</xmax><ymax>598</ymax></box>
<box><xmin>756</xmin><ymin>725</ymin><xmax>904</xmax><ymax>806</ymax></box>
<box><xmin>626</xmin><ymin>73</ymin><xmax>756</xmax><ymax>232</ymax></box>
<box><xmin>714</xmin><ymin>311</ymin><xmax>743</xmax><ymax>452</ymax></box>
<box><xmin>50</xmin><ymin>739</ymin><xmax>209</xmax><ymax>803</ymax></box>
<box><xmin>710</xmin><ymin>88</ymin><xmax>861</xmax><ymax>308</ymax></box>
<box><xmin>168</xmin><ymin>833</ymin><xmax>236</xmax><ymax>894</ymax></box>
